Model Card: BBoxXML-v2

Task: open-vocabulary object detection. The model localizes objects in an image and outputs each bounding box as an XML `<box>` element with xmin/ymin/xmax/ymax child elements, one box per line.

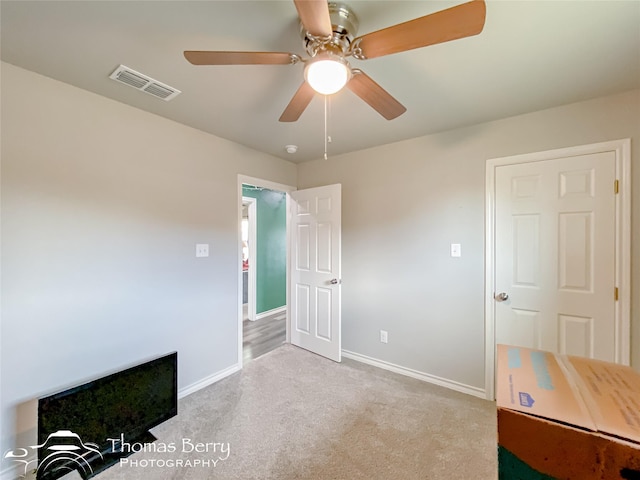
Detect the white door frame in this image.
<box><xmin>242</xmin><ymin>196</ymin><xmax>257</xmax><ymax>321</ymax></box>
<box><xmin>484</xmin><ymin>139</ymin><xmax>631</xmax><ymax>400</ymax></box>
<box><xmin>237</xmin><ymin>175</ymin><xmax>295</xmax><ymax>368</ymax></box>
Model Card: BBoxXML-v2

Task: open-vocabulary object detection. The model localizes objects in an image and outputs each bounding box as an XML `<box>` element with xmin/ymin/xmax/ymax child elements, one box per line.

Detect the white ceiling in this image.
<box><xmin>2</xmin><ymin>1</ymin><xmax>639</xmax><ymax>163</ymax></box>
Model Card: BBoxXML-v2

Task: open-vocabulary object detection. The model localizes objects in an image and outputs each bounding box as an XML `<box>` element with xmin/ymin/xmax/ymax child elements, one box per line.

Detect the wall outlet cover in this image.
<box><xmin>196</xmin><ymin>244</ymin><xmax>209</xmax><ymax>257</ymax></box>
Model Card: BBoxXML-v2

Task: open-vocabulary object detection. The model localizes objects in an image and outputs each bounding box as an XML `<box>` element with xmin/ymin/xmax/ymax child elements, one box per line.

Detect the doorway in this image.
<box><xmin>237</xmin><ymin>175</ymin><xmax>344</xmax><ymax>367</ymax></box>
<box><xmin>241</xmin><ymin>186</ymin><xmax>286</xmax><ymax>363</ymax></box>
<box><xmin>237</xmin><ymin>176</ymin><xmax>295</xmax><ymax>367</ymax></box>
<box><xmin>484</xmin><ymin>139</ymin><xmax>631</xmax><ymax>399</ymax></box>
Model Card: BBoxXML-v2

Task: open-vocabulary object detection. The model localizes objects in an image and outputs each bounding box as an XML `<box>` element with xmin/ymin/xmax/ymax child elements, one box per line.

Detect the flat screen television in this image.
<box><xmin>37</xmin><ymin>351</ymin><xmax>177</xmax><ymax>480</ymax></box>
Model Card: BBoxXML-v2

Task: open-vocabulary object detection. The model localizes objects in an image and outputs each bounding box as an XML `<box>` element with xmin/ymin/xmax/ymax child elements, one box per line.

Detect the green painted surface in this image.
<box><xmin>242</xmin><ymin>186</ymin><xmax>286</xmax><ymax>314</ymax></box>
<box><xmin>498</xmin><ymin>446</ymin><xmax>557</xmax><ymax>480</ymax></box>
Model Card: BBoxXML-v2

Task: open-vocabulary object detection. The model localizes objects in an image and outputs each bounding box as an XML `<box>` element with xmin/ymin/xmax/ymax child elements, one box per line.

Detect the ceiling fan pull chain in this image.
<box><xmin>327</xmin><ymin>95</ymin><xmax>332</xmax><ymax>145</ymax></box>
<box><xmin>324</xmin><ymin>94</ymin><xmax>328</xmax><ymax>160</ymax></box>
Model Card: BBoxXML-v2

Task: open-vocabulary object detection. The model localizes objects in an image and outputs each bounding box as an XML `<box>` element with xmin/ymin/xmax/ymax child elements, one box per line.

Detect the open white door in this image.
<box><xmin>290</xmin><ymin>184</ymin><xmax>342</xmax><ymax>362</ymax></box>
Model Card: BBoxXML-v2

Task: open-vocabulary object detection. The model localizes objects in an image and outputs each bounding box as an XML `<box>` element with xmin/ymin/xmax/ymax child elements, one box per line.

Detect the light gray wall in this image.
<box><xmin>0</xmin><ymin>63</ymin><xmax>296</xmax><ymax>456</ymax></box>
<box><xmin>298</xmin><ymin>89</ymin><xmax>640</xmax><ymax>391</ymax></box>
<box><xmin>2</xmin><ymin>59</ymin><xmax>638</xmax><ymax>463</ymax></box>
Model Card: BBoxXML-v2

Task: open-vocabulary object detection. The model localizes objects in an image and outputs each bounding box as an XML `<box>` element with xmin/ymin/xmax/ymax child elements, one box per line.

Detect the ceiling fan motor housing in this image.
<box><xmin>301</xmin><ymin>2</ymin><xmax>359</xmax><ymax>57</ymax></box>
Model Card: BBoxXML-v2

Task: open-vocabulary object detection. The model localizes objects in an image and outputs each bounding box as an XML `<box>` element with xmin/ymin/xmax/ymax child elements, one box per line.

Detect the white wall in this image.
<box><xmin>298</xmin><ymin>89</ymin><xmax>640</xmax><ymax>392</ymax></box>
<box><xmin>0</xmin><ymin>63</ymin><xmax>296</xmax><ymax>457</ymax></box>
<box><xmin>2</xmin><ymin>59</ymin><xmax>638</xmax><ymax>464</ymax></box>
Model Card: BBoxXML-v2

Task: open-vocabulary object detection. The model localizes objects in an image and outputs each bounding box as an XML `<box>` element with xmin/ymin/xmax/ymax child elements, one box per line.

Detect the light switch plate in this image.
<box><xmin>451</xmin><ymin>243</ymin><xmax>461</xmax><ymax>257</ymax></box>
<box><xmin>196</xmin><ymin>244</ymin><xmax>209</xmax><ymax>257</ymax></box>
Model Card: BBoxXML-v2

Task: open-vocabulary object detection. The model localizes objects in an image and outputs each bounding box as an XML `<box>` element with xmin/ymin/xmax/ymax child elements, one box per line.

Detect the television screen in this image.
<box><xmin>37</xmin><ymin>352</ymin><xmax>177</xmax><ymax>480</ymax></box>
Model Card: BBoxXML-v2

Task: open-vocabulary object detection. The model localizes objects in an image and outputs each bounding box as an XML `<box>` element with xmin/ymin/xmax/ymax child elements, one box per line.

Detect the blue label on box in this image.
<box><xmin>530</xmin><ymin>351</ymin><xmax>555</xmax><ymax>390</ymax></box>
<box><xmin>519</xmin><ymin>392</ymin><xmax>535</xmax><ymax>408</ymax></box>
<box><xmin>508</xmin><ymin>348</ymin><xmax>522</xmax><ymax>369</ymax></box>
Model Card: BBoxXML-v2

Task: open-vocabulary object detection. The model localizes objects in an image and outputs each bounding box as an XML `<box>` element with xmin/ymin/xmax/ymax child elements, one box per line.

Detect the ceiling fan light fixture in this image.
<box><xmin>304</xmin><ymin>54</ymin><xmax>351</xmax><ymax>95</ymax></box>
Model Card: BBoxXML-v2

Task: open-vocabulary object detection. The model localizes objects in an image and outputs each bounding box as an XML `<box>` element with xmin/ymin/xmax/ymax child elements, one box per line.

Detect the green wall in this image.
<box><xmin>242</xmin><ymin>185</ymin><xmax>286</xmax><ymax>314</ymax></box>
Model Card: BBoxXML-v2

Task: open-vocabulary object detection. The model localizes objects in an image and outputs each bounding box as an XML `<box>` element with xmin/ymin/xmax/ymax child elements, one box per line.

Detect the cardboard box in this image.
<box><xmin>496</xmin><ymin>344</ymin><xmax>640</xmax><ymax>479</ymax></box>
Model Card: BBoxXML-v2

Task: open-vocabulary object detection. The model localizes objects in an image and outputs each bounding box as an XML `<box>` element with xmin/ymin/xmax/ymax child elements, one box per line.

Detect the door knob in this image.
<box><xmin>495</xmin><ymin>292</ymin><xmax>509</xmax><ymax>302</ymax></box>
<box><xmin>330</xmin><ymin>278</ymin><xmax>341</xmax><ymax>285</ymax></box>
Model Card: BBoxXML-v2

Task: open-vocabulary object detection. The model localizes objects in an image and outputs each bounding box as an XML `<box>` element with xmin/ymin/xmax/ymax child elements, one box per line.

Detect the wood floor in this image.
<box><xmin>243</xmin><ymin>306</ymin><xmax>286</xmax><ymax>363</ymax></box>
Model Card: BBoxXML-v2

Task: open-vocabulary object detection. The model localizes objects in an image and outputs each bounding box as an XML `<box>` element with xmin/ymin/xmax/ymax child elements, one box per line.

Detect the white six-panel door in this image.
<box><xmin>494</xmin><ymin>151</ymin><xmax>616</xmax><ymax>360</ymax></box>
<box><xmin>290</xmin><ymin>184</ymin><xmax>342</xmax><ymax>362</ymax></box>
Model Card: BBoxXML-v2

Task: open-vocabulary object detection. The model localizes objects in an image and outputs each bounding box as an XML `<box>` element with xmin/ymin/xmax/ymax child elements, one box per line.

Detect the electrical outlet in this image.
<box><xmin>196</xmin><ymin>243</ymin><xmax>209</xmax><ymax>257</ymax></box>
<box><xmin>451</xmin><ymin>243</ymin><xmax>461</xmax><ymax>257</ymax></box>
<box><xmin>380</xmin><ymin>330</ymin><xmax>388</xmax><ymax>344</ymax></box>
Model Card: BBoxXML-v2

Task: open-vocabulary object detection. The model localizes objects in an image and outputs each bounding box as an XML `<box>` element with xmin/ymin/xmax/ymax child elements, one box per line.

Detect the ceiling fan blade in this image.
<box><xmin>279</xmin><ymin>82</ymin><xmax>316</xmax><ymax>122</ymax></box>
<box><xmin>293</xmin><ymin>0</ymin><xmax>332</xmax><ymax>38</ymax></box>
<box><xmin>184</xmin><ymin>51</ymin><xmax>297</xmax><ymax>65</ymax></box>
<box><xmin>346</xmin><ymin>69</ymin><xmax>406</xmax><ymax>120</ymax></box>
<box><xmin>350</xmin><ymin>0</ymin><xmax>486</xmax><ymax>60</ymax></box>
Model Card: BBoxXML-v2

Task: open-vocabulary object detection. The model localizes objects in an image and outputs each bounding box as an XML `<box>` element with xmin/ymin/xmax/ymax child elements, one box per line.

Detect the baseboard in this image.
<box><xmin>0</xmin><ymin>460</ymin><xmax>39</xmax><ymax>480</ymax></box>
<box><xmin>255</xmin><ymin>306</ymin><xmax>286</xmax><ymax>321</ymax></box>
<box><xmin>1</xmin><ymin>463</ymin><xmax>25</xmax><ymax>480</ymax></box>
<box><xmin>178</xmin><ymin>363</ymin><xmax>241</xmax><ymax>399</ymax></box>
<box><xmin>342</xmin><ymin>350</ymin><xmax>487</xmax><ymax>399</ymax></box>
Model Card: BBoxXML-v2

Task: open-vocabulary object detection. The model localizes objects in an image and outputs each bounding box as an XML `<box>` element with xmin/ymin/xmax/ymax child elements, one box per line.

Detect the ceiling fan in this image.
<box><xmin>184</xmin><ymin>0</ymin><xmax>486</xmax><ymax>122</ymax></box>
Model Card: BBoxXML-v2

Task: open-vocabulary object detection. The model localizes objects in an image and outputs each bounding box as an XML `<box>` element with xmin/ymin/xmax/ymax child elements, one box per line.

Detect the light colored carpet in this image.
<box><xmin>93</xmin><ymin>345</ymin><xmax>498</xmax><ymax>479</ymax></box>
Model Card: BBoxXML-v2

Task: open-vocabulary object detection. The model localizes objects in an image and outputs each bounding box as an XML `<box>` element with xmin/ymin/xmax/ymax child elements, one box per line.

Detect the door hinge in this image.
<box><xmin>614</xmin><ymin>180</ymin><xmax>619</xmax><ymax>194</ymax></box>
<box><xmin>614</xmin><ymin>287</ymin><xmax>619</xmax><ymax>301</ymax></box>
